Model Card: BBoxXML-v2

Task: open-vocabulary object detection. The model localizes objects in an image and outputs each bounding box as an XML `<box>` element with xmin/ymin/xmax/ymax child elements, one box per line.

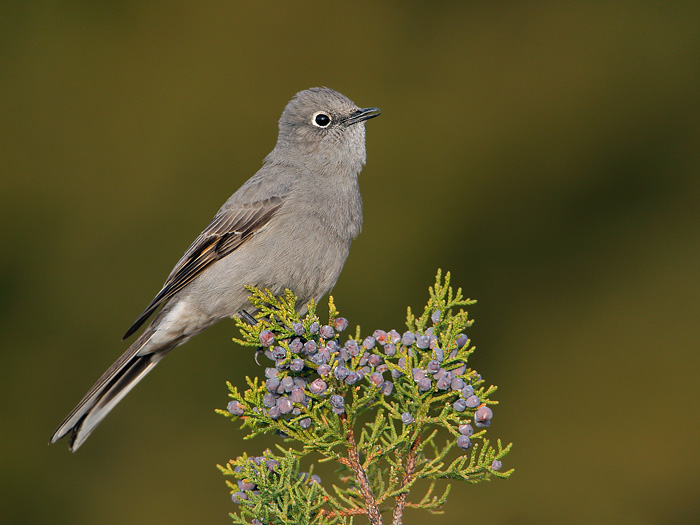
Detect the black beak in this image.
<box><xmin>346</xmin><ymin>107</ymin><xmax>381</xmax><ymax>125</ymax></box>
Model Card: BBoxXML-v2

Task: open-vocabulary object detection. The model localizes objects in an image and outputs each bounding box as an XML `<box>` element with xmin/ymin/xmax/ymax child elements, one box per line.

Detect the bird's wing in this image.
<box><xmin>122</xmin><ymin>195</ymin><xmax>284</xmax><ymax>339</ymax></box>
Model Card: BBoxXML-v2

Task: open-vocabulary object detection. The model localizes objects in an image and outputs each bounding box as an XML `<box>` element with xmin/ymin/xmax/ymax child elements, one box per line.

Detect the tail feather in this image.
<box><xmin>50</xmin><ymin>328</ymin><xmax>169</xmax><ymax>451</ymax></box>
<box><xmin>68</xmin><ymin>353</ymin><xmax>165</xmax><ymax>450</ymax></box>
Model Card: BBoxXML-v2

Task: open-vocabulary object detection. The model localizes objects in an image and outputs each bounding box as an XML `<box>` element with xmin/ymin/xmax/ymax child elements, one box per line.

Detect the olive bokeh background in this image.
<box><xmin>2</xmin><ymin>2</ymin><xmax>699</xmax><ymax>524</ymax></box>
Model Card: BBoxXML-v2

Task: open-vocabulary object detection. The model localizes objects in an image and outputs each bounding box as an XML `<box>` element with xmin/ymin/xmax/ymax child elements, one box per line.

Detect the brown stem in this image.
<box><xmin>345</xmin><ymin>421</ymin><xmax>383</xmax><ymax>525</ymax></box>
<box><xmin>318</xmin><ymin>507</ymin><xmax>368</xmax><ymax>519</ymax></box>
<box><xmin>391</xmin><ymin>435</ymin><xmax>421</xmax><ymax>525</ymax></box>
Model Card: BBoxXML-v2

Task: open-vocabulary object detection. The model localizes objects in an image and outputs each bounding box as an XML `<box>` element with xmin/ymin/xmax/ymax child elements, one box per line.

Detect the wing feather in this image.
<box><xmin>122</xmin><ymin>196</ymin><xmax>284</xmax><ymax>339</ymax></box>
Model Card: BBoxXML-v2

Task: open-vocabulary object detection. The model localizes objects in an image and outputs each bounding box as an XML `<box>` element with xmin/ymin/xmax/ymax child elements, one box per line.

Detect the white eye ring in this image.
<box><xmin>312</xmin><ymin>111</ymin><xmax>332</xmax><ymax>128</ymax></box>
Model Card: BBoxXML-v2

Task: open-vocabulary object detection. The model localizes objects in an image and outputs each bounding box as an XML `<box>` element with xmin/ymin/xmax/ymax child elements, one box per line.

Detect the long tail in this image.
<box><xmin>50</xmin><ymin>328</ymin><xmax>171</xmax><ymax>451</ymax></box>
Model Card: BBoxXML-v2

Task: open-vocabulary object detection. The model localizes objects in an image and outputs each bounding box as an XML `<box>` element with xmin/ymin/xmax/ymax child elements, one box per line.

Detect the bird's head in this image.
<box><xmin>271</xmin><ymin>87</ymin><xmax>380</xmax><ymax>175</ymax></box>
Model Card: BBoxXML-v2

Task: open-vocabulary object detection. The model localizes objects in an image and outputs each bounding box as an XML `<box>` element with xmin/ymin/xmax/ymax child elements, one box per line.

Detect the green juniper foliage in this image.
<box><xmin>217</xmin><ymin>270</ymin><xmax>512</xmax><ymax>525</ymax></box>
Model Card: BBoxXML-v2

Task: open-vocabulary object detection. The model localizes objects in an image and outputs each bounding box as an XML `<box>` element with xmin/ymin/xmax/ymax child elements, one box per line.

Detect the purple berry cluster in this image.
<box><xmin>230</xmin><ymin>453</ymin><xmax>320</xmax><ymax>509</ymax></box>
<box><xmin>229</xmin><ymin>311</ymin><xmax>494</xmax><ymax>455</ymax></box>
<box><xmin>230</xmin><ymin>454</ymin><xmax>280</xmax><ymax>505</ymax></box>
<box><xmin>258</xmin><ymin>321</ymin><xmax>343</xmax><ymax>424</ymax></box>
<box><xmin>400</xmin><ymin>322</ymin><xmax>493</xmax><ymax>450</ymax></box>
<box><xmin>232</xmin><ymin>317</ymin><xmax>410</xmax><ymax>427</ymax></box>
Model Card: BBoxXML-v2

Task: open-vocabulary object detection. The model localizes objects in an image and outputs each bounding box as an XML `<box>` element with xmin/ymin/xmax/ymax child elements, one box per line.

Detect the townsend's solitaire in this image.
<box><xmin>51</xmin><ymin>87</ymin><xmax>380</xmax><ymax>450</ymax></box>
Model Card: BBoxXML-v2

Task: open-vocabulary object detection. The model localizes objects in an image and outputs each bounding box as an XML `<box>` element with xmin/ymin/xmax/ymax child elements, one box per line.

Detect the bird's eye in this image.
<box><xmin>312</xmin><ymin>112</ymin><xmax>331</xmax><ymax>128</ymax></box>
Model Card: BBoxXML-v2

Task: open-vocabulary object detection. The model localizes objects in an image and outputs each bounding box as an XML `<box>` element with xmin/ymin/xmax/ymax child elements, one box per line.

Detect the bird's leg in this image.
<box><xmin>238</xmin><ymin>309</ymin><xmax>259</xmax><ymax>326</ymax></box>
<box><xmin>238</xmin><ymin>309</ymin><xmax>267</xmax><ymax>365</ymax></box>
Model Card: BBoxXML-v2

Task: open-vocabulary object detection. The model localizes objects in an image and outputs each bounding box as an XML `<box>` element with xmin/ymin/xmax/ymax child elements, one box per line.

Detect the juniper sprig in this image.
<box><xmin>217</xmin><ymin>270</ymin><xmax>513</xmax><ymax>525</ymax></box>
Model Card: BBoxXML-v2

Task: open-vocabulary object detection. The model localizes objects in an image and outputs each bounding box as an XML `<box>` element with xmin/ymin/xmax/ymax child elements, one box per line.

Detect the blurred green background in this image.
<box><xmin>2</xmin><ymin>2</ymin><xmax>699</xmax><ymax>523</ymax></box>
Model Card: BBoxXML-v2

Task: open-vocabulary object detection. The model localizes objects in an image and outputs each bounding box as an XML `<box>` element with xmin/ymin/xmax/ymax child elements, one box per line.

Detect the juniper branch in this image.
<box><xmin>343</xmin><ymin>418</ymin><xmax>383</xmax><ymax>525</ymax></box>
<box><xmin>219</xmin><ymin>270</ymin><xmax>514</xmax><ymax>525</ymax></box>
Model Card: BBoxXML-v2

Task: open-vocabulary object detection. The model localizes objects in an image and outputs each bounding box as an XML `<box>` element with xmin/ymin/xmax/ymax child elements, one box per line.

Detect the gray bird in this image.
<box><xmin>50</xmin><ymin>87</ymin><xmax>380</xmax><ymax>451</ymax></box>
